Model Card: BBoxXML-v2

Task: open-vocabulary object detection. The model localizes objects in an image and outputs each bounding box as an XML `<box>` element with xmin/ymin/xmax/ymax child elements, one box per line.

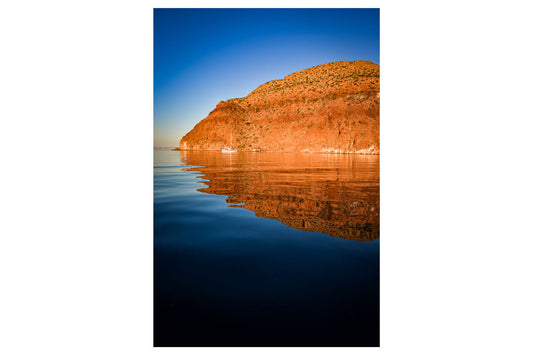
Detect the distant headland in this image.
<box><xmin>179</xmin><ymin>60</ymin><xmax>379</xmax><ymax>154</ymax></box>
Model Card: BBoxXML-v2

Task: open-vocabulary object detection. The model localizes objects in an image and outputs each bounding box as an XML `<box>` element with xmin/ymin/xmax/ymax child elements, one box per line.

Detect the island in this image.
<box><xmin>179</xmin><ymin>60</ymin><xmax>379</xmax><ymax>154</ymax></box>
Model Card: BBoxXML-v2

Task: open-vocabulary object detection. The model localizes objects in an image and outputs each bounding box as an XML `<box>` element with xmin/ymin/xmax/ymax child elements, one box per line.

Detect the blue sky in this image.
<box><xmin>154</xmin><ymin>8</ymin><xmax>379</xmax><ymax>147</ymax></box>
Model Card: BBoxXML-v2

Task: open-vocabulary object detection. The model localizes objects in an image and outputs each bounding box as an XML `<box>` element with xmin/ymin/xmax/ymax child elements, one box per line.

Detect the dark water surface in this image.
<box><xmin>154</xmin><ymin>150</ymin><xmax>379</xmax><ymax>346</ymax></box>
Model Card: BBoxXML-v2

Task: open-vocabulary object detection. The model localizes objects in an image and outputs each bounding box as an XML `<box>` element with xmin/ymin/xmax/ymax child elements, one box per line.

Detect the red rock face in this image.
<box><xmin>179</xmin><ymin>60</ymin><xmax>379</xmax><ymax>154</ymax></box>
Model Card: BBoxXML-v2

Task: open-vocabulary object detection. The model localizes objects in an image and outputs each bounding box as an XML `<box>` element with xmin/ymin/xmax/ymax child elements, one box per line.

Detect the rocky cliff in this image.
<box><xmin>179</xmin><ymin>60</ymin><xmax>379</xmax><ymax>154</ymax></box>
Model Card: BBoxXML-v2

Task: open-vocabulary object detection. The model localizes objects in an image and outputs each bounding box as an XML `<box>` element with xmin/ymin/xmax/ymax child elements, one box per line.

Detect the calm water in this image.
<box><xmin>154</xmin><ymin>150</ymin><xmax>380</xmax><ymax>346</ymax></box>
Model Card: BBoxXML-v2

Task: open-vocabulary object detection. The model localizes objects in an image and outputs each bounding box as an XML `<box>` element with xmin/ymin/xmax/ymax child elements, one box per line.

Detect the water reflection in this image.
<box><xmin>179</xmin><ymin>150</ymin><xmax>379</xmax><ymax>241</ymax></box>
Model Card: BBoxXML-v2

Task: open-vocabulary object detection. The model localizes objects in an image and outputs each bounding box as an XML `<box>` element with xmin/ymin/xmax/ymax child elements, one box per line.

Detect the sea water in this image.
<box><xmin>154</xmin><ymin>149</ymin><xmax>379</xmax><ymax>346</ymax></box>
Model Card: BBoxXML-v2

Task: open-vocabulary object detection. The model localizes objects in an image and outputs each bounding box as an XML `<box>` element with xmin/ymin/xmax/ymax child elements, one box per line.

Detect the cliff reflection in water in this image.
<box><xmin>179</xmin><ymin>150</ymin><xmax>379</xmax><ymax>241</ymax></box>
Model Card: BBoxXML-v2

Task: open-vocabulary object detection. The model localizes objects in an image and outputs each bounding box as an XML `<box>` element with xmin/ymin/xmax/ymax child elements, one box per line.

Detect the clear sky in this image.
<box><xmin>154</xmin><ymin>8</ymin><xmax>379</xmax><ymax>148</ymax></box>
